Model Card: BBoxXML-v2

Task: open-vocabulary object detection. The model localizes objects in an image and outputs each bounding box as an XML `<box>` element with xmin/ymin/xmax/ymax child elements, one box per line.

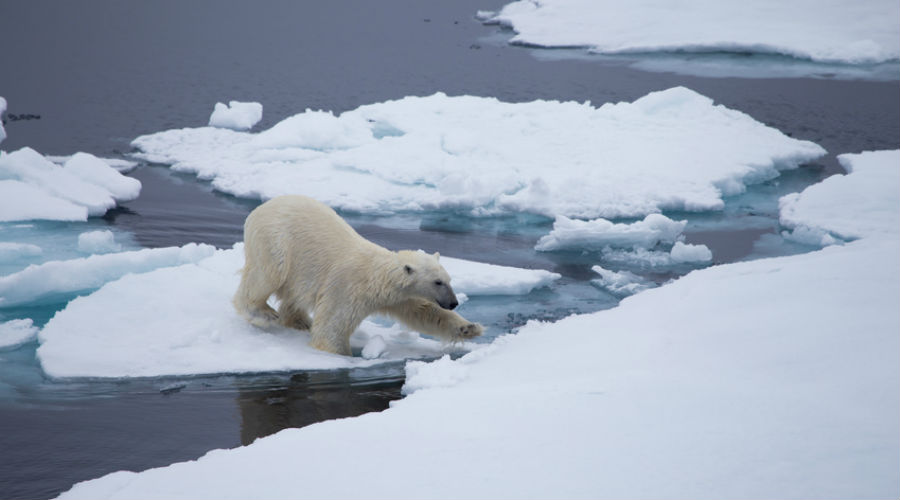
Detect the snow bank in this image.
<box><xmin>535</xmin><ymin>213</ymin><xmax>685</xmax><ymax>251</ymax></box>
<box><xmin>0</xmin><ymin>243</ymin><xmax>214</xmax><ymax>308</ymax></box>
<box><xmin>482</xmin><ymin>0</ymin><xmax>900</xmax><ymax>64</ymax></box>
<box><xmin>780</xmin><ymin>150</ymin><xmax>900</xmax><ymax>245</ymax></box>
<box><xmin>57</xmin><ymin>152</ymin><xmax>899</xmax><ymax>498</ymax></box>
<box><xmin>208</xmin><ymin>101</ymin><xmax>263</xmax><ymax>131</ymax></box>
<box><xmin>0</xmin><ymin>148</ymin><xmax>141</xmax><ymax>222</ymax></box>
<box><xmin>36</xmin><ymin>246</ymin><xmax>555</xmax><ymax>378</ymax></box>
<box><xmin>0</xmin><ymin>318</ymin><xmax>37</xmax><ymax>350</ymax></box>
<box><xmin>132</xmin><ymin>88</ymin><xmax>825</xmax><ymax>219</ymax></box>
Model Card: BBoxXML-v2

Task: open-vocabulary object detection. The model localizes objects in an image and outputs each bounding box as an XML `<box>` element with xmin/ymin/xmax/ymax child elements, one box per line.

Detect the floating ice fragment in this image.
<box><xmin>0</xmin><ymin>242</ymin><xmax>42</xmax><ymax>260</ymax></box>
<box><xmin>0</xmin><ymin>318</ymin><xmax>38</xmax><ymax>349</ymax></box>
<box><xmin>0</xmin><ymin>96</ymin><xmax>7</xmax><ymax>144</ymax></box>
<box><xmin>669</xmin><ymin>241</ymin><xmax>713</xmax><ymax>264</ymax></box>
<box><xmin>77</xmin><ymin>230</ymin><xmax>122</xmax><ymax>254</ymax></box>
<box><xmin>0</xmin><ymin>148</ymin><xmax>141</xmax><ymax>222</ymax></box>
<box><xmin>590</xmin><ymin>265</ymin><xmax>656</xmax><ymax>297</ymax></box>
<box><xmin>535</xmin><ymin>214</ymin><xmax>686</xmax><ymax>251</ymax></box>
<box><xmin>208</xmin><ymin>101</ymin><xmax>263</xmax><ymax>131</ymax></box>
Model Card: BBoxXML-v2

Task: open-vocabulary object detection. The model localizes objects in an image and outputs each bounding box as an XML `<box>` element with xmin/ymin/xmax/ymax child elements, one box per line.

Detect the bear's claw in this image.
<box><xmin>458</xmin><ymin>322</ymin><xmax>483</xmax><ymax>339</ymax></box>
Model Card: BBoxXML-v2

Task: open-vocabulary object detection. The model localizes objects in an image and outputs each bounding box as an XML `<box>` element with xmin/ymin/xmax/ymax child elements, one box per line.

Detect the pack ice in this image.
<box><xmin>131</xmin><ymin>87</ymin><xmax>825</xmax><ymax>219</ymax></box>
<box><xmin>36</xmin><ymin>246</ymin><xmax>559</xmax><ymax>378</ymax></box>
<box><xmin>57</xmin><ymin>150</ymin><xmax>900</xmax><ymax>499</ymax></box>
<box><xmin>480</xmin><ymin>0</ymin><xmax>900</xmax><ymax>64</ymax></box>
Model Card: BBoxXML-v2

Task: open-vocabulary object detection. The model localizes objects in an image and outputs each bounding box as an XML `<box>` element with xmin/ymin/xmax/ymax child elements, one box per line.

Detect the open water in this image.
<box><xmin>1</xmin><ymin>1</ymin><xmax>898</xmax><ymax>498</ymax></box>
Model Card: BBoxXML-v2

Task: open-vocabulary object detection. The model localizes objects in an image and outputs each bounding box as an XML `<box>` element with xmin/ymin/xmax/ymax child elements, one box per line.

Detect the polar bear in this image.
<box><xmin>233</xmin><ymin>195</ymin><xmax>483</xmax><ymax>355</ymax></box>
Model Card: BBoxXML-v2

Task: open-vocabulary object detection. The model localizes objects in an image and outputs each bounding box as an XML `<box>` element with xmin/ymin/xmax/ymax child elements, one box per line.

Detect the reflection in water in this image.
<box><xmin>236</xmin><ymin>370</ymin><xmax>405</xmax><ymax>446</ymax></box>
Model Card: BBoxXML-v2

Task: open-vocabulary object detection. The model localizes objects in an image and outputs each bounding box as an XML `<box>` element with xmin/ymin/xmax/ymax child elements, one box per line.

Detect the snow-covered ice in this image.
<box><xmin>57</xmin><ymin>150</ymin><xmax>899</xmax><ymax>498</ymax></box>
<box><xmin>780</xmin><ymin>150</ymin><xmax>900</xmax><ymax>245</ymax></box>
<box><xmin>208</xmin><ymin>101</ymin><xmax>263</xmax><ymax>131</ymax></box>
<box><xmin>481</xmin><ymin>0</ymin><xmax>900</xmax><ymax>65</ymax></box>
<box><xmin>0</xmin><ymin>243</ymin><xmax>214</xmax><ymax>308</ymax></box>
<box><xmin>36</xmin><ymin>245</ymin><xmax>557</xmax><ymax>378</ymax></box>
<box><xmin>0</xmin><ymin>148</ymin><xmax>141</xmax><ymax>222</ymax></box>
<box><xmin>669</xmin><ymin>241</ymin><xmax>713</xmax><ymax>264</ymax></box>
<box><xmin>535</xmin><ymin>213</ymin><xmax>686</xmax><ymax>251</ymax></box>
<box><xmin>0</xmin><ymin>318</ymin><xmax>38</xmax><ymax>350</ymax></box>
<box><xmin>132</xmin><ymin>88</ymin><xmax>825</xmax><ymax>219</ymax></box>
<box><xmin>77</xmin><ymin>230</ymin><xmax>122</xmax><ymax>254</ymax></box>
<box><xmin>0</xmin><ymin>242</ymin><xmax>42</xmax><ymax>260</ymax></box>
<box><xmin>46</xmin><ymin>155</ymin><xmax>139</xmax><ymax>174</ymax></box>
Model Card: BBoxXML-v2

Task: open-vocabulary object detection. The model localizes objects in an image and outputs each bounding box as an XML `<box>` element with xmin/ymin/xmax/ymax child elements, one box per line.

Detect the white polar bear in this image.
<box><xmin>233</xmin><ymin>195</ymin><xmax>483</xmax><ymax>355</ymax></box>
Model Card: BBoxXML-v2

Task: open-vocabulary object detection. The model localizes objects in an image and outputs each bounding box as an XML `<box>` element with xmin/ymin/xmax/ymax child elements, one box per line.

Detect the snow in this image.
<box><xmin>0</xmin><ymin>148</ymin><xmax>141</xmax><ymax>222</ymax></box>
<box><xmin>58</xmin><ymin>150</ymin><xmax>899</xmax><ymax>499</ymax></box>
<box><xmin>208</xmin><ymin>101</ymin><xmax>263</xmax><ymax>131</ymax></box>
<box><xmin>482</xmin><ymin>0</ymin><xmax>900</xmax><ymax>65</ymax></box>
<box><xmin>0</xmin><ymin>318</ymin><xmax>38</xmax><ymax>350</ymax></box>
<box><xmin>36</xmin><ymin>245</ymin><xmax>556</xmax><ymax>378</ymax></box>
<box><xmin>47</xmin><ymin>155</ymin><xmax>139</xmax><ymax>174</ymax></box>
<box><xmin>77</xmin><ymin>230</ymin><xmax>122</xmax><ymax>254</ymax></box>
<box><xmin>0</xmin><ymin>243</ymin><xmax>214</xmax><ymax>308</ymax></box>
<box><xmin>590</xmin><ymin>265</ymin><xmax>655</xmax><ymax>297</ymax></box>
<box><xmin>132</xmin><ymin>88</ymin><xmax>825</xmax><ymax>219</ymax></box>
<box><xmin>780</xmin><ymin>150</ymin><xmax>900</xmax><ymax>244</ymax></box>
<box><xmin>535</xmin><ymin>213</ymin><xmax>686</xmax><ymax>251</ymax></box>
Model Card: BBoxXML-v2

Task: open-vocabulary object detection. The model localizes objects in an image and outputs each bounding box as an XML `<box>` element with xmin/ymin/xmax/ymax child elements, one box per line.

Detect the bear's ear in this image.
<box><xmin>433</xmin><ymin>252</ymin><xmax>440</xmax><ymax>261</ymax></box>
<box><xmin>404</xmin><ymin>264</ymin><xmax>414</xmax><ymax>275</ymax></box>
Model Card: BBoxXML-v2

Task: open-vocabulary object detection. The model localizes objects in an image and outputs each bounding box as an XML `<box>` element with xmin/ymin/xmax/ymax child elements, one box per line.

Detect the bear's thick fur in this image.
<box><xmin>233</xmin><ymin>195</ymin><xmax>483</xmax><ymax>355</ymax></box>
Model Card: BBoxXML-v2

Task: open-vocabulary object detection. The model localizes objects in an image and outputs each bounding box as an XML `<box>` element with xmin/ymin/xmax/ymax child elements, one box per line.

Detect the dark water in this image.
<box><xmin>1</xmin><ymin>0</ymin><xmax>898</xmax><ymax>498</ymax></box>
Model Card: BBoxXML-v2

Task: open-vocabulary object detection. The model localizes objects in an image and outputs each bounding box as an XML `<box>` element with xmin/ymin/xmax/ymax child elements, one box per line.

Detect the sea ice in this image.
<box><xmin>534</xmin><ymin>213</ymin><xmax>686</xmax><ymax>251</ymax></box>
<box><xmin>0</xmin><ymin>318</ymin><xmax>37</xmax><ymax>350</ymax></box>
<box><xmin>0</xmin><ymin>148</ymin><xmax>141</xmax><ymax>222</ymax></box>
<box><xmin>0</xmin><ymin>243</ymin><xmax>214</xmax><ymax>308</ymax></box>
<box><xmin>0</xmin><ymin>242</ymin><xmax>42</xmax><ymax>260</ymax></box>
<box><xmin>131</xmin><ymin>88</ymin><xmax>825</xmax><ymax>219</ymax></box>
<box><xmin>208</xmin><ymin>101</ymin><xmax>263</xmax><ymax>131</ymax></box>
<box><xmin>46</xmin><ymin>155</ymin><xmax>139</xmax><ymax>174</ymax></box>
<box><xmin>590</xmin><ymin>265</ymin><xmax>656</xmax><ymax>297</ymax></box>
<box><xmin>0</xmin><ymin>96</ymin><xmax>7</xmax><ymax>144</ymax></box>
<box><xmin>481</xmin><ymin>0</ymin><xmax>900</xmax><ymax>64</ymax></box>
<box><xmin>36</xmin><ymin>245</ymin><xmax>556</xmax><ymax>378</ymax></box>
<box><xmin>57</xmin><ymin>151</ymin><xmax>900</xmax><ymax>498</ymax></box>
<box><xmin>669</xmin><ymin>241</ymin><xmax>713</xmax><ymax>264</ymax></box>
<box><xmin>77</xmin><ymin>230</ymin><xmax>122</xmax><ymax>254</ymax></box>
<box><xmin>780</xmin><ymin>150</ymin><xmax>900</xmax><ymax>244</ymax></box>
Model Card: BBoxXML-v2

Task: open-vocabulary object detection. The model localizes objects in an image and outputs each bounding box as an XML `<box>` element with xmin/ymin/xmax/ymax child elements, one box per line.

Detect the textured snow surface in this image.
<box><xmin>56</xmin><ymin>151</ymin><xmax>899</xmax><ymax>499</ymax></box>
<box><xmin>482</xmin><ymin>0</ymin><xmax>900</xmax><ymax>64</ymax></box>
<box><xmin>208</xmin><ymin>101</ymin><xmax>263</xmax><ymax>131</ymax></box>
<box><xmin>132</xmin><ymin>88</ymin><xmax>825</xmax><ymax>219</ymax></box>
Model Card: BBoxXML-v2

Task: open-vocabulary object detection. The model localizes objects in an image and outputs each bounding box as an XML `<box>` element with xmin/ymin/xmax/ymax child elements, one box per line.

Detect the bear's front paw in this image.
<box><xmin>457</xmin><ymin>322</ymin><xmax>483</xmax><ymax>339</ymax></box>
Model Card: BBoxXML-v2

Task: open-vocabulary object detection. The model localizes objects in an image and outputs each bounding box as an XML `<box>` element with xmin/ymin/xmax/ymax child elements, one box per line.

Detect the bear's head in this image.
<box><xmin>397</xmin><ymin>250</ymin><xmax>458</xmax><ymax>310</ymax></box>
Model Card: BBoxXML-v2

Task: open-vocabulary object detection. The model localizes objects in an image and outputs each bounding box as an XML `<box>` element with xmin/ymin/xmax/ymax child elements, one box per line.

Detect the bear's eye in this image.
<box><xmin>434</xmin><ymin>280</ymin><xmax>444</xmax><ymax>287</ymax></box>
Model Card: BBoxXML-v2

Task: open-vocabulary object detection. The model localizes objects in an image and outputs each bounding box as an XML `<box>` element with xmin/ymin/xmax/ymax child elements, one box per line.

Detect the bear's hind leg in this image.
<box><xmin>233</xmin><ymin>266</ymin><xmax>280</xmax><ymax>328</ymax></box>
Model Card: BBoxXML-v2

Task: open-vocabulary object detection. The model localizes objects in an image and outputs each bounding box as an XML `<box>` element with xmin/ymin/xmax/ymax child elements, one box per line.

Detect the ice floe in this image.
<box><xmin>132</xmin><ymin>88</ymin><xmax>825</xmax><ymax>219</ymax></box>
<box><xmin>480</xmin><ymin>0</ymin><xmax>900</xmax><ymax>65</ymax></box>
<box><xmin>76</xmin><ymin>230</ymin><xmax>122</xmax><ymax>254</ymax></box>
<box><xmin>57</xmin><ymin>151</ymin><xmax>900</xmax><ymax>498</ymax></box>
<box><xmin>208</xmin><ymin>101</ymin><xmax>263</xmax><ymax>131</ymax></box>
<box><xmin>0</xmin><ymin>318</ymin><xmax>37</xmax><ymax>350</ymax></box>
<box><xmin>590</xmin><ymin>265</ymin><xmax>656</xmax><ymax>297</ymax></box>
<box><xmin>36</xmin><ymin>245</ymin><xmax>558</xmax><ymax>378</ymax></box>
<box><xmin>0</xmin><ymin>243</ymin><xmax>214</xmax><ymax>308</ymax></box>
<box><xmin>0</xmin><ymin>148</ymin><xmax>141</xmax><ymax>222</ymax></box>
<box><xmin>780</xmin><ymin>150</ymin><xmax>900</xmax><ymax>245</ymax></box>
<box><xmin>535</xmin><ymin>213</ymin><xmax>686</xmax><ymax>251</ymax></box>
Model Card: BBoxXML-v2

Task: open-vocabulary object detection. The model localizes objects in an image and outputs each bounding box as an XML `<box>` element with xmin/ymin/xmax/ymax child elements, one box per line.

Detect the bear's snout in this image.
<box><xmin>438</xmin><ymin>297</ymin><xmax>459</xmax><ymax>310</ymax></box>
